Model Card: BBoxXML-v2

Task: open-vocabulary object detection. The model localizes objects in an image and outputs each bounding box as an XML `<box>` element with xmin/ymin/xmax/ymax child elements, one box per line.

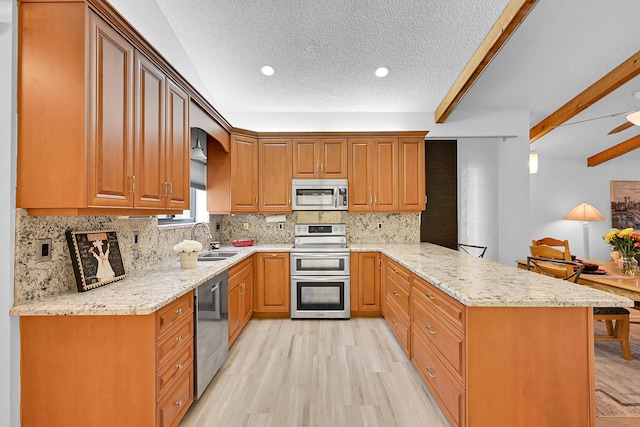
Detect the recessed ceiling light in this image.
<box><xmin>375</xmin><ymin>66</ymin><xmax>390</xmax><ymax>78</ymax></box>
<box><xmin>261</xmin><ymin>65</ymin><xmax>275</xmax><ymax>76</ymax></box>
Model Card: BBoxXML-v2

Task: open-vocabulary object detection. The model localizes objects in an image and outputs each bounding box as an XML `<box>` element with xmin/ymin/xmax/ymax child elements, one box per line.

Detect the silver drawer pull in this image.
<box><xmin>391</xmin><ymin>320</ymin><xmax>398</xmax><ymax>326</ymax></box>
<box><xmin>176</xmin><ymin>400</ymin><xmax>183</xmax><ymax>407</ymax></box>
<box><xmin>176</xmin><ymin>335</ymin><xmax>183</xmax><ymax>342</ymax></box>
<box><xmin>426</xmin><ymin>325</ymin><xmax>436</xmax><ymax>335</ymax></box>
<box><xmin>269</xmin><ymin>253</ymin><xmax>278</xmax><ymax>256</ymax></box>
<box><xmin>392</xmin><ymin>291</ymin><xmax>399</xmax><ymax>296</ymax></box>
<box><xmin>176</xmin><ymin>363</ymin><xmax>183</xmax><ymax>370</ymax></box>
<box><xmin>176</xmin><ymin>308</ymin><xmax>183</xmax><ymax>315</ymax></box>
<box><xmin>426</xmin><ymin>368</ymin><xmax>436</xmax><ymax>378</ymax></box>
<box><xmin>392</xmin><ymin>268</ymin><xmax>398</xmax><ymax>273</ymax></box>
<box><xmin>426</xmin><ymin>293</ymin><xmax>436</xmax><ymax>300</ymax></box>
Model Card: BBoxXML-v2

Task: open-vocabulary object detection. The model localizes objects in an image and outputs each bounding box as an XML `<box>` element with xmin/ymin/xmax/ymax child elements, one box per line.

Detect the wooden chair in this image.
<box><xmin>531</xmin><ymin>238</ymin><xmax>572</xmax><ymax>261</ymax></box>
<box><xmin>457</xmin><ymin>243</ymin><xmax>487</xmax><ymax>258</ymax></box>
<box><xmin>526</xmin><ymin>256</ymin><xmax>632</xmax><ymax>360</ymax></box>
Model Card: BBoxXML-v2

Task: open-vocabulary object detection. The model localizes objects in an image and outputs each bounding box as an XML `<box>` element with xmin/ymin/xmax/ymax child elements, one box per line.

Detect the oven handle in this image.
<box><xmin>290</xmin><ymin>252</ymin><xmax>351</xmax><ymax>258</ymax></box>
<box><xmin>291</xmin><ymin>275</ymin><xmax>351</xmax><ymax>281</ymax></box>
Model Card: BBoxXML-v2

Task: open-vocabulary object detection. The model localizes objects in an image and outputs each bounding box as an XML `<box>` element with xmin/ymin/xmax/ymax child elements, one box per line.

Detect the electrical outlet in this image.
<box><xmin>216</xmin><ymin>223</ymin><xmax>221</xmax><ymax>231</ymax></box>
<box><xmin>278</xmin><ymin>223</ymin><xmax>284</xmax><ymax>229</ymax></box>
<box><xmin>132</xmin><ymin>231</ymin><xmax>140</xmax><ymax>249</ymax></box>
<box><xmin>243</xmin><ymin>222</ymin><xmax>249</xmax><ymax>231</ymax></box>
<box><xmin>378</xmin><ymin>223</ymin><xmax>382</xmax><ymax>229</ymax></box>
<box><xmin>36</xmin><ymin>238</ymin><xmax>52</xmax><ymax>262</ymax></box>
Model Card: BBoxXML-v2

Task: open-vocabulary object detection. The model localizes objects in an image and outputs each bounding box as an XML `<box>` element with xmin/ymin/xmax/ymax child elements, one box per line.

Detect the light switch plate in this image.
<box><xmin>36</xmin><ymin>238</ymin><xmax>52</xmax><ymax>262</ymax></box>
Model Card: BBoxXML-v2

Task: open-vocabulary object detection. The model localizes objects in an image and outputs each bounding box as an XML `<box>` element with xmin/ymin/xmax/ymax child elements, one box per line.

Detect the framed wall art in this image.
<box><xmin>66</xmin><ymin>230</ymin><xmax>126</xmax><ymax>292</ymax></box>
<box><xmin>610</xmin><ymin>180</ymin><xmax>640</xmax><ymax>231</ymax></box>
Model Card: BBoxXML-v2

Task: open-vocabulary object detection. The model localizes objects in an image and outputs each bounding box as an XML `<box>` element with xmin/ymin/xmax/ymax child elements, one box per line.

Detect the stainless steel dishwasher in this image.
<box><xmin>194</xmin><ymin>270</ymin><xmax>229</xmax><ymax>399</ymax></box>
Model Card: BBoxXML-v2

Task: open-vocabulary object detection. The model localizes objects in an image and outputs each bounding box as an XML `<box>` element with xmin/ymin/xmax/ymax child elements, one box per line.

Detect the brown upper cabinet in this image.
<box><xmin>292</xmin><ymin>138</ymin><xmax>347</xmax><ymax>179</ymax></box>
<box><xmin>399</xmin><ymin>137</ymin><xmax>426</xmax><ymax>212</ymax></box>
<box><xmin>17</xmin><ymin>5</ymin><xmax>189</xmax><ymax>215</ymax></box>
<box><xmin>259</xmin><ymin>139</ymin><xmax>292</xmax><ymax>213</ymax></box>
<box><xmin>231</xmin><ymin>135</ymin><xmax>260</xmax><ymax>213</ymax></box>
<box><xmin>348</xmin><ymin>136</ymin><xmax>426</xmax><ymax>213</ymax></box>
<box><xmin>348</xmin><ymin>138</ymin><xmax>398</xmax><ymax>212</ymax></box>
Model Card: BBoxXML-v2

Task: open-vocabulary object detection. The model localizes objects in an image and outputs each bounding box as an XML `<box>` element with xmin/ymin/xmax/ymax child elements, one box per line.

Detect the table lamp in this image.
<box><xmin>563</xmin><ymin>203</ymin><xmax>606</xmax><ymax>260</ymax></box>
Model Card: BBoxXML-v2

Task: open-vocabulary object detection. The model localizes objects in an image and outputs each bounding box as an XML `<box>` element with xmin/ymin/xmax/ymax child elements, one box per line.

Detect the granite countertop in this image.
<box><xmin>350</xmin><ymin>243</ymin><xmax>633</xmax><ymax>308</ymax></box>
<box><xmin>10</xmin><ymin>242</ymin><xmax>633</xmax><ymax>317</ymax></box>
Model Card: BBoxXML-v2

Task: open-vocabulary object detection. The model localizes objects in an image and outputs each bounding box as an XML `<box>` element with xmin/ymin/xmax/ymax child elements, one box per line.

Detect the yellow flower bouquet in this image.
<box><xmin>603</xmin><ymin>228</ymin><xmax>640</xmax><ymax>275</ymax></box>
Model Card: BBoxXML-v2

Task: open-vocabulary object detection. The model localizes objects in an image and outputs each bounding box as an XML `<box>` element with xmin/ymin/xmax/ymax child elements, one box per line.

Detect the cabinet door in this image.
<box><xmin>255</xmin><ymin>253</ymin><xmax>290</xmax><ymax>313</ymax></box>
<box><xmin>134</xmin><ymin>52</ymin><xmax>166</xmax><ymax>209</ymax></box>
<box><xmin>259</xmin><ymin>139</ymin><xmax>292</xmax><ymax>213</ymax></box>
<box><xmin>231</xmin><ymin>135</ymin><xmax>259</xmax><ymax>212</ymax></box>
<box><xmin>358</xmin><ymin>252</ymin><xmax>381</xmax><ymax>312</ymax></box>
<box><xmin>87</xmin><ymin>13</ymin><xmax>135</xmax><ymax>208</ymax></box>
<box><xmin>228</xmin><ymin>281</ymin><xmax>242</xmax><ymax>347</ymax></box>
<box><xmin>320</xmin><ymin>138</ymin><xmax>347</xmax><ymax>178</ymax></box>
<box><xmin>399</xmin><ymin>137</ymin><xmax>425</xmax><ymax>212</ymax></box>
<box><xmin>373</xmin><ymin>138</ymin><xmax>398</xmax><ymax>211</ymax></box>
<box><xmin>164</xmin><ymin>79</ymin><xmax>190</xmax><ymax>210</ymax></box>
<box><xmin>241</xmin><ymin>269</ymin><xmax>254</xmax><ymax>326</ymax></box>
<box><xmin>292</xmin><ymin>139</ymin><xmax>319</xmax><ymax>178</ymax></box>
<box><xmin>348</xmin><ymin>138</ymin><xmax>374</xmax><ymax>212</ymax></box>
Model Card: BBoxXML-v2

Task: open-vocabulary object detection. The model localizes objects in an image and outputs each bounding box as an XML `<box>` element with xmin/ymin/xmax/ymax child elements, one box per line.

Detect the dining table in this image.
<box><xmin>517</xmin><ymin>259</ymin><xmax>640</xmax><ymax>302</ymax></box>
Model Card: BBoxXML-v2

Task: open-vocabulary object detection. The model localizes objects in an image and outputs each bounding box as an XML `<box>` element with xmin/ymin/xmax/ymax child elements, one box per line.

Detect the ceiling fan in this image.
<box><xmin>607</xmin><ymin>90</ymin><xmax>640</xmax><ymax>134</ymax></box>
<box><xmin>553</xmin><ymin>90</ymin><xmax>640</xmax><ymax>134</ymax></box>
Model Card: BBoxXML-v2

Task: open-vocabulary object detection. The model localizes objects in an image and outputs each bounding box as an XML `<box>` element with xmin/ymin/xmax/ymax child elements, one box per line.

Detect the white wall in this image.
<box><xmin>0</xmin><ymin>0</ymin><xmax>18</xmax><ymax>425</ymax></box>
<box><xmin>530</xmin><ymin>152</ymin><xmax>640</xmax><ymax>261</ymax></box>
<box><xmin>457</xmin><ymin>135</ymin><xmax>531</xmax><ymax>265</ymax></box>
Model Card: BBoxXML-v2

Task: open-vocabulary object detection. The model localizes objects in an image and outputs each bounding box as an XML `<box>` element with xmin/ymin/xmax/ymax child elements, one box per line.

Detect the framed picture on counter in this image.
<box><xmin>65</xmin><ymin>230</ymin><xmax>126</xmax><ymax>292</ymax></box>
<box><xmin>611</xmin><ymin>180</ymin><xmax>640</xmax><ymax>231</ymax></box>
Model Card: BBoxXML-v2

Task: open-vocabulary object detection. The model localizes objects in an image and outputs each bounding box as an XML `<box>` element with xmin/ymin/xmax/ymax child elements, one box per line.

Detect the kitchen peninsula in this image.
<box><xmin>11</xmin><ymin>243</ymin><xmax>631</xmax><ymax>427</ymax></box>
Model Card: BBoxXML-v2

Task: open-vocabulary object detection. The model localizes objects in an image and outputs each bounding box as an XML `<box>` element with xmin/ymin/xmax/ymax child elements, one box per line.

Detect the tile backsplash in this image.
<box><xmin>13</xmin><ymin>209</ymin><xmax>418</xmax><ymax>304</ymax></box>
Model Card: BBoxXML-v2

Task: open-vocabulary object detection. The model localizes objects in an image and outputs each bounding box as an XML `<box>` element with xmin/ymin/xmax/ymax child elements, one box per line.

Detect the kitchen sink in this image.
<box><xmin>198</xmin><ymin>251</ymin><xmax>239</xmax><ymax>261</ymax></box>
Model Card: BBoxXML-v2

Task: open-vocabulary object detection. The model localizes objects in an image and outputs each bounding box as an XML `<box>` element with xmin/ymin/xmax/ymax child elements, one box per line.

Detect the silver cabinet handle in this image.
<box><xmin>426</xmin><ymin>293</ymin><xmax>436</xmax><ymax>300</ymax></box>
<box><xmin>211</xmin><ymin>283</ymin><xmax>220</xmax><ymax>293</ymax></box>
<box><xmin>169</xmin><ymin>182</ymin><xmax>173</xmax><ymax>198</ymax></box>
<box><xmin>426</xmin><ymin>325</ymin><xmax>436</xmax><ymax>335</ymax></box>
<box><xmin>316</xmin><ymin>164</ymin><xmax>319</xmax><ymax>173</ymax></box>
<box><xmin>129</xmin><ymin>176</ymin><xmax>136</xmax><ymax>194</ymax></box>
<box><xmin>374</xmin><ymin>195</ymin><xmax>377</xmax><ymax>204</ymax></box>
<box><xmin>176</xmin><ymin>400</ymin><xmax>183</xmax><ymax>407</ymax></box>
<box><xmin>391</xmin><ymin>320</ymin><xmax>398</xmax><ymax>326</ymax></box>
<box><xmin>269</xmin><ymin>253</ymin><xmax>278</xmax><ymax>257</ymax></box>
<box><xmin>320</xmin><ymin>164</ymin><xmax>324</xmax><ymax>172</ymax></box>
<box><xmin>369</xmin><ymin>195</ymin><xmax>372</xmax><ymax>204</ymax></box>
<box><xmin>392</xmin><ymin>290</ymin><xmax>399</xmax><ymax>296</ymax></box>
<box><xmin>426</xmin><ymin>368</ymin><xmax>435</xmax><ymax>378</ymax></box>
<box><xmin>176</xmin><ymin>335</ymin><xmax>183</xmax><ymax>342</ymax></box>
<box><xmin>255</xmin><ymin>195</ymin><xmax>258</xmax><ymax>204</ymax></box>
<box><xmin>176</xmin><ymin>363</ymin><xmax>183</xmax><ymax>370</ymax></box>
<box><xmin>176</xmin><ymin>308</ymin><xmax>183</xmax><ymax>315</ymax></box>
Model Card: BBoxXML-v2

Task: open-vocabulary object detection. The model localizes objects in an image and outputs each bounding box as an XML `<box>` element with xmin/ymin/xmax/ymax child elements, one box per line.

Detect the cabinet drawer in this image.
<box><xmin>412</xmin><ymin>298</ymin><xmax>465</xmax><ymax>384</ymax></box>
<box><xmin>385</xmin><ymin>296</ymin><xmax>410</xmax><ymax>356</ymax></box>
<box><xmin>157</xmin><ymin>365</ymin><xmax>194</xmax><ymax>427</ymax></box>
<box><xmin>229</xmin><ymin>256</ymin><xmax>252</xmax><ymax>281</ymax></box>
<box><xmin>386</xmin><ymin>273</ymin><xmax>410</xmax><ymax>317</ymax></box>
<box><xmin>156</xmin><ymin>292</ymin><xmax>194</xmax><ymax>339</ymax></box>
<box><xmin>157</xmin><ymin>337</ymin><xmax>194</xmax><ymax>400</ymax></box>
<box><xmin>412</xmin><ymin>275</ymin><xmax>465</xmax><ymax>332</ymax></box>
<box><xmin>157</xmin><ymin>314</ymin><xmax>194</xmax><ymax>368</ymax></box>
<box><xmin>412</xmin><ymin>330</ymin><xmax>465</xmax><ymax>427</ymax></box>
<box><xmin>386</xmin><ymin>258</ymin><xmax>410</xmax><ymax>287</ymax></box>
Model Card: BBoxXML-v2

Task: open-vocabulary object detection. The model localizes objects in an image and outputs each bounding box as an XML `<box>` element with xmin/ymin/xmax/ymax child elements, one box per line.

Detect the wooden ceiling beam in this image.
<box><xmin>530</xmin><ymin>50</ymin><xmax>640</xmax><ymax>143</ymax></box>
<box><xmin>587</xmin><ymin>133</ymin><xmax>640</xmax><ymax>167</ymax></box>
<box><xmin>434</xmin><ymin>0</ymin><xmax>538</xmax><ymax>124</ymax></box>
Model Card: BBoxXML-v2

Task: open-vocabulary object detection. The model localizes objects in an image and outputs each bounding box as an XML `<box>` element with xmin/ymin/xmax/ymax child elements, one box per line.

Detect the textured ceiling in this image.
<box><xmin>155</xmin><ymin>0</ymin><xmax>511</xmax><ymax>113</ymax></box>
<box><xmin>118</xmin><ymin>0</ymin><xmax>640</xmax><ymax>162</ymax></box>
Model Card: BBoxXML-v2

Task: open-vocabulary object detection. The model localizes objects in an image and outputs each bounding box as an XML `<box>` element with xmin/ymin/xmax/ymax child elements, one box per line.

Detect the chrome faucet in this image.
<box><xmin>191</xmin><ymin>222</ymin><xmax>215</xmax><ymax>250</ymax></box>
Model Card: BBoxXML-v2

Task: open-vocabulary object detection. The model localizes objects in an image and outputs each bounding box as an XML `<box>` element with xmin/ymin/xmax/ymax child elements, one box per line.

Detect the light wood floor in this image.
<box><xmin>180</xmin><ymin>318</ymin><xmax>450</xmax><ymax>427</ymax></box>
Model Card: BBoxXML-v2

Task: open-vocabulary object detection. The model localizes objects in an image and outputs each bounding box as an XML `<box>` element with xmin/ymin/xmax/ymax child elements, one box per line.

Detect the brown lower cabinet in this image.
<box><xmin>20</xmin><ymin>291</ymin><xmax>195</xmax><ymax>427</ymax></box>
<box><xmin>378</xmin><ymin>254</ymin><xmax>597</xmax><ymax>427</ymax></box>
<box><xmin>228</xmin><ymin>257</ymin><xmax>254</xmax><ymax>347</ymax></box>
<box><xmin>350</xmin><ymin>252</ymin><xmax>382</xmax><ymax>316</ymax></box>
<box><xmin>254</xmin><ymin>252</ymin><xmax>290</xmax><ymax>317</ymax></box>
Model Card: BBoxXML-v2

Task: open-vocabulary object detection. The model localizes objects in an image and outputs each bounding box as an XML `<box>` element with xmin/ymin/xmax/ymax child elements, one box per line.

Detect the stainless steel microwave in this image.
<box><xmin>292</xmin><ymin>179</ymin><xmax>348</xmax><ymax>211</ymax></box>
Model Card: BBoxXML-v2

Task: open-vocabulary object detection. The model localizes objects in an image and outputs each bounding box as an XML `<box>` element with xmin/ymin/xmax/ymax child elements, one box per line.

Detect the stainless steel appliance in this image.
<box><xmin>292</xmin><ymin>179</ymin><xmax>348</xmax><ymax>211</ymax></box>
<box><xmin>290</xmin><ymin>224</ymin><xmax>350</xmax><ymax>318</ymax></box>
<box><xmin>194</xmin><ymin>270</ymin><xmax>229</xmax><ymax>399</ymax></box>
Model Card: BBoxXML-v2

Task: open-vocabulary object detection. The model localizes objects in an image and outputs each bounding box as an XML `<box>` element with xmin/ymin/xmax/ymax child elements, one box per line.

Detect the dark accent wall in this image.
<box><xmin>420</xmin><ymin>140</ymin><xmax>457</xmax><ymax>249</ymax></box>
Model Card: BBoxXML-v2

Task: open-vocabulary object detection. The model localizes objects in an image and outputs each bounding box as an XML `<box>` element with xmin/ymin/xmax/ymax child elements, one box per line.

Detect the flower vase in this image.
<box><xmin>617</xmin><ymin>255</ymin><xmax>638</xmax><ymax>277</ymax></box>
<box><xmin>179</xmin><ymin>251</ymin><xmax>198</xmax><ymax>269</ymax></box>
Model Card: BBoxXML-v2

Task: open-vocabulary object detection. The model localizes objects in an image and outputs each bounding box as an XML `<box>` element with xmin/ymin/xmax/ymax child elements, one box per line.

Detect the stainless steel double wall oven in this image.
<box><xmin>290</xmin><ymin>224</ymin><xmax>350</xmax><ymax>319</ymax></box>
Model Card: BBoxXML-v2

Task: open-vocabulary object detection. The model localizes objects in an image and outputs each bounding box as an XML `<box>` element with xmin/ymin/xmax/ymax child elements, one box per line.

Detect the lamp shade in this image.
<box><xmin>563</xmin><ymin>203</ymin><xmax>605</xmax><ymax>221</ymax></box>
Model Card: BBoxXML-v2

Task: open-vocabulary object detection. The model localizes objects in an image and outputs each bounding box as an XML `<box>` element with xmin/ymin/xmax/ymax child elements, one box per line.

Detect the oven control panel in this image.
<box><xmin>294</xmin><ymin>224</ymin><xmax>346</xmax><ymax>236</ymax></box>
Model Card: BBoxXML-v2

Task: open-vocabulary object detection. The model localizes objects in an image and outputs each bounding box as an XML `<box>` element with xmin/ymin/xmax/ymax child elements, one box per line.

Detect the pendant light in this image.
<box><xmin>191</xmin><ymin>129</ymin><xmax>207</xmax><ymax>163</ymax></box>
